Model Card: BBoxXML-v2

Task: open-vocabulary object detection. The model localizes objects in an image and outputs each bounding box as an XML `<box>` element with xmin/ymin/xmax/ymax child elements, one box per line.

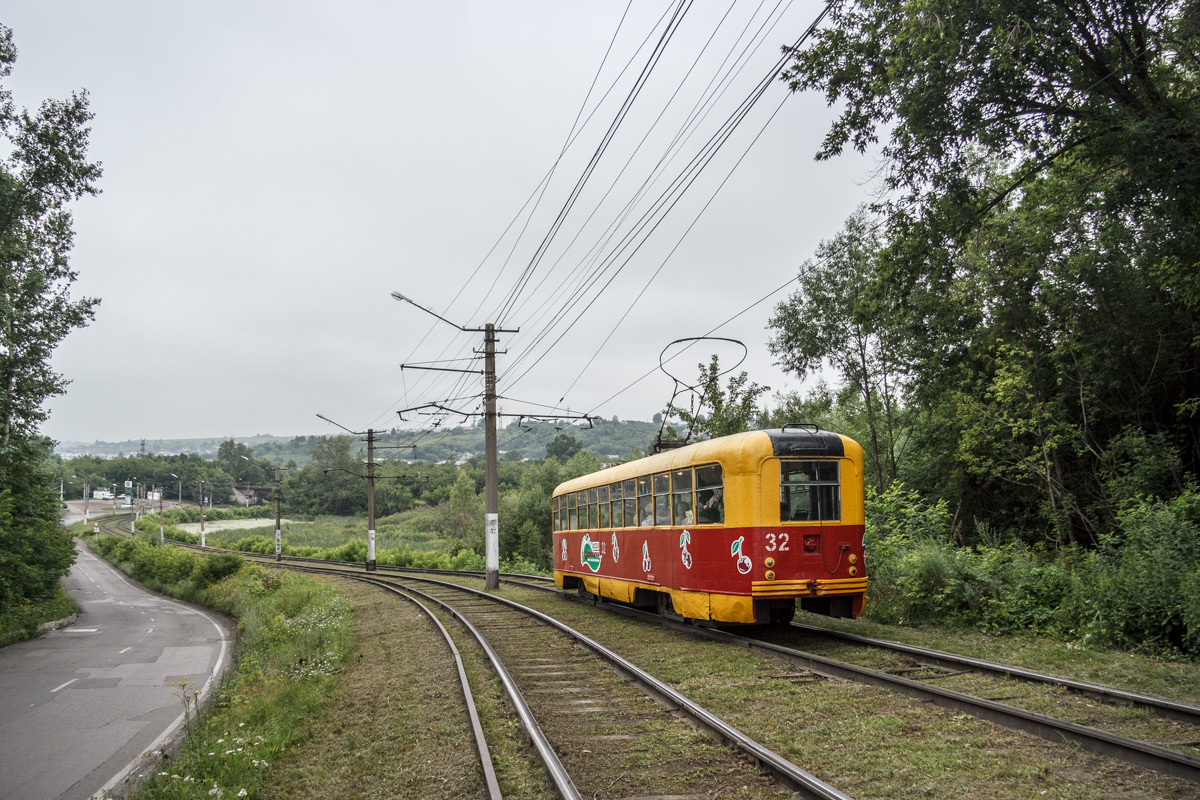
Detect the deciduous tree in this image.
<box><xmin>0</xmin><ymin>24</ymin><xmax>101</xmax><ymax>613</ymax></box>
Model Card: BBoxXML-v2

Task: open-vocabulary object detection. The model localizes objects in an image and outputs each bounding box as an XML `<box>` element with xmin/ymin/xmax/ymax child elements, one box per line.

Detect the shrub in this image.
<box><xmin>83</xmin><ymin>535</ymin><xmax>244</xmax><ymax>598</ymax></box>
<box><xmin>862</xmin><ymin>482</ymin><xmax>952</xmax><ymax>623</ymax></box>
<box><xmin>1062</xmin><ymin>492</ymin><xmax>1200</xmax><ymax>653</ymax></box>
<box><xmin>861</xmin><ymin>484</ymin><xmax>1200</xmax><ymax>656</ymax></box>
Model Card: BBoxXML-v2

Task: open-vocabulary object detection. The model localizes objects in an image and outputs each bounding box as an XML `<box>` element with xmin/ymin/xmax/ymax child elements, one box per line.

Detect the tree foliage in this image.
<box><xmin>670</xmin><ymin>354</ymin><xmax>770</xmax><ymax>440</ymax></box>
<box><xmin>0</xmin><ymin>25</ymin><xmax>101</xmax><ymax>613</ymax></box>
<box><xmin>544</xmin><ymin>433</ymin><xmax>582</xmax><ymax>462</ymax></box>
<box><xmin>0</xmin><ymin>25</ymin><xmax>101</xmax><ymax>448</ymax></box>
<box><xmin>775</xmin><ymin>0</ymin><xmax>1200</xmax><ymax>544</ymax></box>
<box><xmin>769</xmin><ymin>208</ymin><xmax>906</xmax><ymax>492</ymax></box>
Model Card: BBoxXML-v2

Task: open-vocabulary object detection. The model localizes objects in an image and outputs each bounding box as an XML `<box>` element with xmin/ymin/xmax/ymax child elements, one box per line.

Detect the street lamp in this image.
<box><xmin>392</xmin><ymin>291</ymin><xmax>518</xmax><ymax>589</ymax></box>
<box><xmin>170</xmin><ymin>473</ymin><xmax>181</xmax><ymax>506</ymax></box>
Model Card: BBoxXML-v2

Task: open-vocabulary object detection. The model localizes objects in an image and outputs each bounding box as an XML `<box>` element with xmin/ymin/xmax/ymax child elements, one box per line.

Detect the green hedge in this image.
<box><xmin>87</xmin><ymin>535</ymin><xmax>243</xmax><ymax>601</ymax></box>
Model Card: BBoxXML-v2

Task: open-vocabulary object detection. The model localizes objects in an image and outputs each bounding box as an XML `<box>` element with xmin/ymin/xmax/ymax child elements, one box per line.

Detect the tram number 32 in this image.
<box><xmin>764</xmin><ymin>533</ymin><xmax>790</xmax><ymax>552</ymax></box>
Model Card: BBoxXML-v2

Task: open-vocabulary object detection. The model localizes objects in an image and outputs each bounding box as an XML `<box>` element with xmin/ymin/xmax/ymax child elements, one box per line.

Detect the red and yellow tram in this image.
<box><xmin>551</xmin><ymin>426</ymin><xmax>866</xmax><ymax>624</ymax></box>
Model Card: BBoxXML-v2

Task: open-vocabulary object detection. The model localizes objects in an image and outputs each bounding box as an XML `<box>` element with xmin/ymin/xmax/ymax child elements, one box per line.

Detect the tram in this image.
<box><xmin>551</xmin><ymin>426</ymin><xmax>866</xmax><ymax>625</ymax></box>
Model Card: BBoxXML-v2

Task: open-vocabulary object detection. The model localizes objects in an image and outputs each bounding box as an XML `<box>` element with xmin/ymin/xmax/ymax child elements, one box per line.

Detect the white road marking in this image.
<box><xmin>50</xmin><ymin>679</ymin><xmax>78</xmax><ymax>693</ymax></box>
<box><xmin>66</xmin><ymin>628</ymin><xmax>99</xmax><ymax>633</ymax></box>
<box><xmin>119</xmin><ymin>647</ymin><xmax>132</xmax><ymax>654</ymax></box>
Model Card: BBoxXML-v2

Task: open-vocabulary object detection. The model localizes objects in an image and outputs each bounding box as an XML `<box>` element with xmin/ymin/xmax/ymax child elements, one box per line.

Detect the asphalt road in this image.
<box><xmin>0</xmin><ymin>533</ymin><xmax>234</xmax><ymax>800</ymax></box>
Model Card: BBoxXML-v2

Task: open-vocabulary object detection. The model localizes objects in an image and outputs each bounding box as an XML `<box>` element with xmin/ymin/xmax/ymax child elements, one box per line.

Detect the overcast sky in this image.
<box><xmin>7</xmin><ymin>2</ymin><xmax>876</xmax><ymax>448</ymax></box>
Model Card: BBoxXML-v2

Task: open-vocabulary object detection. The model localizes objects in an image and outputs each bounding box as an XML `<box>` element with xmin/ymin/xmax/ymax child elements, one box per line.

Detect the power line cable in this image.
<box><xmin>496</xmin><ymin>0</ymin><xmax>793</xmax><ymax>341</ymax></box>
<box><xmin>499</xmin><ymin>3</ymin><xmax>821</xmax><ymax>386</ymax></box>
<box><xmin>500</xmin><ymin>3</ymin><xmax>829</xmax><ymax>401</ymax></box>
<box><xmin>494</xmin><ymin>0</ymin><xmax>697</xmax><ymax>326</ymax></box>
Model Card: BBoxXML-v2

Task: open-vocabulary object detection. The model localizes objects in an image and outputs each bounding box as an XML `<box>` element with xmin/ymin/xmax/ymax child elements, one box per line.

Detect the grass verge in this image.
<box><xmin>259</xmin><ymin>576</ymin><xmax>557</xmax><ymax>800</ymax></box>
<box><xmin>83</xmin><ymin>534</ymin><xmax>354</xmax><ymax>800</ymax></box>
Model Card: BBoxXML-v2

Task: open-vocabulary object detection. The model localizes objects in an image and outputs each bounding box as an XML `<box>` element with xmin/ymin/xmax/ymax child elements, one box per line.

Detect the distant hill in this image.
<box><xmin>55</xmin><ymin>418</ymin><xmax>668</xmax><ymax>465</ymax></box>
<box><xmin>54</xmin><ymin>434</ymin><xmax>304</xmax><ymax>460</ymax></box>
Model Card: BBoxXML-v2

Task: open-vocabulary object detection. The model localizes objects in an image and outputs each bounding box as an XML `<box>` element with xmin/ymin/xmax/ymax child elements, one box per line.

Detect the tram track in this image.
<box><xmin>519</xmin><ymin>582</ymin><xmax>1200</xmax><ymax>785</ymax></box>
<box><xmin>279</xmin><ymin>561</ymin><xmax>851</xmax><ymax>800</ymax></box>
<box><xmin>88</xmin><ymin>523</ymin><xmax>1200</xmax><ymax>794</ymax></box>
<box><xmin>770</xmin><ymin>621</ymin><xmax>1200</xmax><ymax>752</ymax></box>
<box><xmin>784</xmin><ymin>622</ymin><xmax>1200</xmax><ymax>725</ymax></box>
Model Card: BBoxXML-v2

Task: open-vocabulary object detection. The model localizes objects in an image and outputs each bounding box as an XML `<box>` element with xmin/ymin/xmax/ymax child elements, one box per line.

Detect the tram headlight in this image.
<box><xmin>765</xmin><ymin>570</ymin><xmax>776</xmax><ymax>581</ymax></box>
<box><xmin>848</xmin><ymin>566</ymin><xmax>858</xmax><ymax>577</ymax></box>
<box><xmin>764</xmin><ymin>557</ymin><xmax>775</xmax><ymax>569</ymax></box>
<box><xmin>848</xmin><ymin>554</ymin><xmax>857</xmax><ymax>565</ymax></box>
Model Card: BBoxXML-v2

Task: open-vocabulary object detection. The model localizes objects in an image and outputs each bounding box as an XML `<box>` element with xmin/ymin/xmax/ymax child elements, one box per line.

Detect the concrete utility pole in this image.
<box><xmin>158</xmin><ymin>489</ymin><xmax>164</xmax><ymax>544</ymax></box>
<box><xmin>83</xmin><ymin>484</ymin><xmax>89</xmax><ymax>524</ymax></box>
<box><xmin>273</xmin><ymin>467</ymin><xmax>282</xmax><ymax>562</ymax></box>
<box><xmin>317</xmin><ymin>415</ymin><xmax>419</xmax><ymax>571</ymax></box>
<box><xmin>242</xmin><ymin>455</ymin><xmax>288</xmax><ymax>562</ymax></box>
<box><xmin>392</xmin><ymin>292</ymin><xmax>517</xmax><ymax>591</ymax></box>
<box><xmin>483</xmin><ymin>325</ymin><xmax>500</xmax><ymax>589</ymax></box>
<box><xmin>198</xmin><ymin>479</ymin><xmax>206</xmax><ymax>548</ymax></box>
<box><xmin>366</xmin><ymin>429</ymin><xmax>377</xmax><ymax>571</ymax></box>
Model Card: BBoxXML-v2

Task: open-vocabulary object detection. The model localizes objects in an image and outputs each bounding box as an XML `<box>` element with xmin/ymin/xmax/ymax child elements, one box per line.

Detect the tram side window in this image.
<box><xmin>598</xmin><ymin>485</ymin><xmax>610</xmax><ymax>528</ymax></box>
<box><xmin>653</xmin><ymin>472</ymin><xmax>671</xmax><ymax>525</ymax></box>
<box><xmin>780</xmin><ymin>460</ymin><xmax>840</xmax><ymax>521</ymax></box>
<box><xmin>587</xmin><ymin>488</ymin><xmax>598</xmax><ymax>529</ymax></box>
<box><xmin>568</xmin><ymin>492</ymin><xmax>578</xmax><ymax>530</ymax></box>
<box><xmin>695</xmin><ymin>464</ymin><xmax>724</xmax><ymax>524</ymax></box>
<box><xmin>636</xmin><ymin>476</ymin><xmax>653</xmax><ymax>526</ymax></box>
<box><xmin>624</xmin><ymin>479</ymin><xmax>638</xmax><ymax>527</ymax></box>
<box><xmin>609</xmin><ymin>482</ymin><xmax>623</xmax><ymax>528</ymax></box>
<box><xmin>552</xmin><ymin>496</ymin><xmax>560</xmax><ymax>532</ymax></box>
<box><xmin>671</xmin><ymin>468</ymin><xmax>693</xmax><ymax>525</ymax></box>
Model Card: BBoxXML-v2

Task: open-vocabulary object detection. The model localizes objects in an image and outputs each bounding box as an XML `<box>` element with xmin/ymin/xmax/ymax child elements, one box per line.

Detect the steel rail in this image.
<box><xmin>788</xmin><ymin>622</ymin><xmax>1200</xmax><ymax>725</ymax></box>
<box><xmin>210</xmin><ymin>547</ymin><xmax>554</xmax><ymax>584</ymax></box>
<box><xmin>738</xmin><ymin>632</ymin><xmax>1200</xmax><ymax>782</ymax></box>
<box><xmin>99</xmin><ymin>530</ymin><xmax>1200</xmax><ymax>783</ymax></box>
<box><xmin>352</xmin><ymin>576</ymin><xmax>503</xmax><ymax>800</ymax></box>
<box><xmin>598</xmin><ymin>608</ymin><xmax>1200</xmax><ymax>783</ymax></box>
<box><xmin>291</xmin><ymin>567</ymin><xmax>582</xmax><ymax>800</ymax></box>
<box><xmin>492</xmin><ymin>580</ymin><xmax>1200</xmax><ymax>784</ymax></box>
<box><xmin>372</xmin><ymin>571</ymin><xmax>855</xmax><ymax>800</ymax></box>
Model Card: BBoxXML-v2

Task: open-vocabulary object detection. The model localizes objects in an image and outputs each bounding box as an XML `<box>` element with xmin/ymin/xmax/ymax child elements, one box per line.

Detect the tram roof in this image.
<box><xmin>553</xmin><ymin>428</ymin><xmax>858</xmax><ymax>495</ymax></box>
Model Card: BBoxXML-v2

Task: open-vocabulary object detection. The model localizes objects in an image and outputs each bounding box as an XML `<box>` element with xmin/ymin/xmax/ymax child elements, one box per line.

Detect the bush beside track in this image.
<box><xmin>81</xmin><ymin>531</ymin><xmax>353</xmax><ymax>800</ymax></box>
